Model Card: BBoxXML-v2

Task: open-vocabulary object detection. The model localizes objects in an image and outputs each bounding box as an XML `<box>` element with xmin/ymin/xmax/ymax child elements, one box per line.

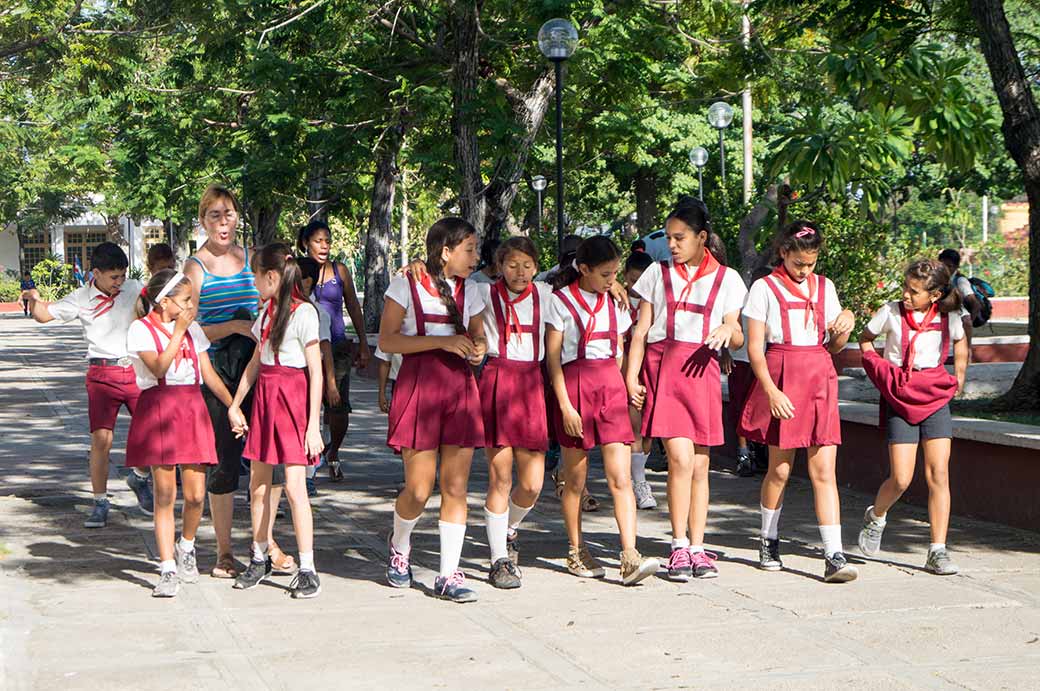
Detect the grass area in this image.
<box><xmin>951</xmin><ymin>398</ymin><xmax>1040</xmax><ymax>426</ymax></box>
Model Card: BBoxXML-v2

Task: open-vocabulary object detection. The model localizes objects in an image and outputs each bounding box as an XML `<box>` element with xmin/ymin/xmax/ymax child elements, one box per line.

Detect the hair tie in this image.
<box><xmin>794</xmin><ymin>225</ymin><xmax>816</xmax><ymax>238</ymax></box>
<box><xmin>140</xmin><ymin>286</ymin><xmax>148</xmax><ymax>297</ymax></box>
<box><xmin>155</xmin><ymin>271</ymin><xmax>185</xmax><ymax>303</ymax></box>
<box><xmin>571</xmin><ymin>259</ymin><xmax>579</xmax><ymax>270</ymax></box>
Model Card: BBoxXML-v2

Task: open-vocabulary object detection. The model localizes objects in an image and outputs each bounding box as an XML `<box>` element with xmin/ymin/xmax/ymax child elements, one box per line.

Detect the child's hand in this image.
<box><xmin>378</xmin><ymin>393</ymin><xmax>390</xmax><ymax>414</ymax></box>
<box><xmin>768</xmin><ymin>389</ymin><xmax>795</xmax><ymax>420</ymax></box>
<box><xmin>626</xmin><ymin>379</ymin><xmax>646</xmax><ymax>411</ymax></box>
<box><xmin>720</xmin><ymin>348</ymin><xmax>734</xmax><ymax>376</ymax></box>
<box><xmin>354</xmin><ymin>343</ymin><xmax>372</xmax><ymax>371</ymax></box>
<box><xmin>607</xmin><ymin>282</ymin><xmax>629</xmax><ymax>308</ymax></box>
<box><xmin>305</xmin><ymin>424</ymin><xmax>324</xmax><ymax>458</ymax></box>
<box><xmin>20</xmin><ymin>288</ymin><xmax>40</xmax><ymax>303</ymax></box>
<box><xmin>468</xmin><ymin>337</ymin><xmax>487</xmax><ymax>365</ymax></box>
<box><xmin>827</xmin><ymin>310</ymin><xmax>855</xmax><ymax>337</ymax></box>
<box><xmin>399</xmin><ymin>259</ymin><xmax>428</xmax><ymax>279</ymax></box>
<box><xmin>174</xmin><ymin>305</ymin><xmax>196</xmax><ymax>333</ymax></box>
<box><xmin>228</xmin><ymin>405</ymin><xmax>249</xmax><ymax>438</ymax></box>
<box><xmin>561</xmin><ymin>404</ymin><xmax>584</xmax><ymax>439</ymax></box>
<box><xmin>325</xmin><ymin>382</ymin><xmax>342</xmax><ymax>408</ymax></box>
<box><xmin>705</xmin><ymin>324</ymin><xmax>735</xmax><ymax>351</ymax></box>
<box><xmin>440</xmin><ymin>335</ymin><xmax>475</xmax><ymax>359</ymax></box>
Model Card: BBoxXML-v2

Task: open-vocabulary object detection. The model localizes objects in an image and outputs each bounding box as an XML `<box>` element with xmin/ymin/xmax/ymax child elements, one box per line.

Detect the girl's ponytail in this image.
<box><xmin>252</xmin><ymin>243</ymin><xmax>307</xmax><ymax>353</ymax></box>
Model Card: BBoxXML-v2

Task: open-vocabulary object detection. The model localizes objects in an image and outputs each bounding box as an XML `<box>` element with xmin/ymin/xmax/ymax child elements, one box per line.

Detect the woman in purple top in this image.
<box><xmin>298</xmin><ymin>220</ymin><xmax>371</xmax><ymax>480</ymax></box>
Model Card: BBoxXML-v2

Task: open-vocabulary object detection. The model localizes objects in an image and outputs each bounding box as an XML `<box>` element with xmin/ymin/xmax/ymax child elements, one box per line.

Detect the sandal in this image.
<box><xmin>581</xmin><ymin>491</ymin><xmax>599</xmax><ymax>513</ymax></box>
<box><xmin>552</xmin><ymin>468</ymin><xmax>564</xmax><ymax>499</ymax></box>
<box><xmin>269</xmin><ymin>544</ymin><xmax>298</xmax><ymax>575</ymax></box>
<box><xmin>211</xmin><ymin>553</ymin><xmax>239</xmax><ymax>579</ymax></box>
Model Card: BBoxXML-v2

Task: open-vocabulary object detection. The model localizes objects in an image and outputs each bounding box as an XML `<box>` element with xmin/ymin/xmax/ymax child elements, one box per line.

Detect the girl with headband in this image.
<box><xmin>739</xmin><ymin>220</ymin><xmax>859</xmax><ymax>583</ymax></box>
<box><xmin>125</xmin><ymin>269</ymin><xmax>233</xmax><ymax>597</ymax></box>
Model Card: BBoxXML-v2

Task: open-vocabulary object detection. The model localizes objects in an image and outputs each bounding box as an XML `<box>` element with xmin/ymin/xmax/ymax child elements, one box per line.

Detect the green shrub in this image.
<box><xmin>0</xmin><ymin>279</ymin><xmax>21</xmax><ymax>302</ymax></box>
<box><xmin>30</xmin><ymin>255</ymin><xmax>75</xmax><ymax>302</ymax></box>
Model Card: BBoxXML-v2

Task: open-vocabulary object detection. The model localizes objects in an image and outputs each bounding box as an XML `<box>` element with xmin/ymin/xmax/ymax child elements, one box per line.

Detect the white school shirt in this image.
<box><xmin>374</xmin><ymin>345</ymin><xmax>403</xmax><ymax>379</ymax></box>
<box><xmin>309</xmin><ymin>296</ymin><xmax>332</xmax><ymax>343</ymax></box>
<box><xmin>126</xmin><ymin>320</ymin><xmax>211</xmax><ymax>390</ymax></box>
<box><xmin>47</xmin><ymin>279</ymin><xmax>144</xmax><ymax>360</ymax></box>
<box><xmin>742</xmin><ymin>274</ymin><xmax>842</xmax><ymax>346</ymax></box>
<box><xmin>478</xmin><ymin>281</ymin><xmax>553</xmax><ymax>361</ymax></box>
<box><xmin>383</xmin><ymin>275</ymin><xmax>486</xmax><ymax>337</ymax></box>
<box><xmin>632</xmin><ymin>262</ymin><xmax>747</xmax><ymax>345</ymax></box>
<box><xmin>866</xmin><ymin>301</ymin><xmax>965</xmax><ymax>370</ymax></box>
<box><xmin>546</xmin><ymin>286</ymin><xmax>633</xmax><ymax>364</ymax></box>
<box><xmin>250</xmin><ymin>301</ymin><xmax>321</xmax><ymax>368</ymax></box>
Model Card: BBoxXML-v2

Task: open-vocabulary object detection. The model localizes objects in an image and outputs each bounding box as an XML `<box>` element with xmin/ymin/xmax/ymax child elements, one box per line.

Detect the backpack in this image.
<box><xmin>957</xmin><ymin>273</ymin><xmax>994</xmax><ymax>328</ymax></box>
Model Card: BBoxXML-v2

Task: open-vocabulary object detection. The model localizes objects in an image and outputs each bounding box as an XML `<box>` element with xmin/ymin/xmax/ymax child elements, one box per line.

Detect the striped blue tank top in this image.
<box><xmin>188</xmin><ymin>249</ymin><xmax>261</xmax><ymax>325</ymax></box>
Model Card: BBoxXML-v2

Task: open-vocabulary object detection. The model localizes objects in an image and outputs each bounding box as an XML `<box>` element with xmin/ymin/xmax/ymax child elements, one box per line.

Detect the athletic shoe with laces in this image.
<box><xmin>306</xmin><ymin>476</ymin><xmax>317</xmax><ymax>497</ymax></box>
<box><xmin>434</xmin><ymin>570</ymin><xmax>477</xmax><ymax>603</ymax></box>
<box><xmin>175</xmin><ymin>544</ymin><xmax>199</xmax><ymax>583</ymax></box>
<box><xmin>857</xmin><ymin>506</ymin><xmax>886</xmax><ymax>557</ymax></box>
<box><xmin>126</xmin><ymin>471</ymin><xmax>154</xmax><ymax>515</ymax></box>
<box><xmin>566</xmin><ymin>544</ymin><xmax>606</xmax><ymax>579</ymax></box>
<box><xmin>290</xmin><ymin>570</ymin><xmax>322</xmax><ymax>598</ymax></box>
<box><xmin>506</xmin><ymin>530</ymin><xmax>519</xmax><ymax>564</ymax></box>
<box><xmin>233</xmin><ymin>557</ymin><xmax>273</xmax><ymax>590</ymax></box>
<box><xmin>925</xmin><ymin>548</ymin><xmax>959</xmax><ymax>575</ymax></box>
<box><xmin>666</xmin><ymin>547</ymin><xmax>693</xmax><ymax>582</ymax></box>
<box><xmin>633</xmin><ymin>481</ymin><xmax>657</xmax><ymax>510</ymax></box>
<box><xmin>759</xmin><ymin>538</ymin><xmax>782</xmax><ymax>571</ymax></box>
<box><xmin>84</xmin><ymin>498</ymin><xmax>110</xmax><ymax>529</ymax></box>
<box><xmin>690</xmin><ymin>550</ymin><xmax>719</xmax><ymax>578</ymax></box>
<box><xmin>386</xmin><ymin>537</ymin><xmax>412</xmax><ymax>588</ymax></box>
<box><xmin>152</xmin><ymin>570</ymin><xmax>179</xmax><ymax>598</ymax></box>
<box><xmin>823</xmin><ymin>552</ymin><xmax>858</xmax><ymax>583</ymax></box>
<box><xmin>328</xmin><ymin>459</ymin><xmax>344</xmax><ymax>482</ymax></box>
<box><xmin>620</xmin><ymin>549</ymin><xmax>659</xmax><ymax>586</ymax></box>
<box><xmin>735</xmin><ymin>450</ymin><xmax>755</xmax><ymax>477</ymax></box>
<box><xmin>489</xmin><ymin>557</ymin><xmax>522</xmax><ymax>589</ymax></box>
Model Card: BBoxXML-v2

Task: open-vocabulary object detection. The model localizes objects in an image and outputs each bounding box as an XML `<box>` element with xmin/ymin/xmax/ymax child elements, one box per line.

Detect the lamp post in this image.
<box><xmin>530</xmin><ymin>175</ymin><xmax>547</xmax><ymax>232</ymax></box>
<box><xmin>538</xmin><ymin>18</ymin><xmax>579</xmax><ymax>257</ymax></box>
<box><xmin>707</xmin><ymin>101</ymin><xmax>734</xmax><ymax>185</ymax></box>
<box><xmin>689</xmin><ymin>147</ymin><xmax>709</xmax><ymax>200</ymax></box>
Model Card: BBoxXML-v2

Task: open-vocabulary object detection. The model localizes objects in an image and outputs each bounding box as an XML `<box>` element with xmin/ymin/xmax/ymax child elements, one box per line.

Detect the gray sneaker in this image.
<box><xmin>759</xmin><ymin>538</ymin><xmax>782</xmax><ymax>571</ymax></box>
<box><xmin>925</xmin><ymin>548</ymin><xmax>959</xmax><ymax>575</ymax></box>
<box><xmin>126</xmin><ymin>471</ymin><xmax>154</xmax><ymax>515</ymax></box>
<box><xmin>857</xmin><ymin>506</ymin><xmax>886</xmax><ymax>557</ymax></box>
<box><xmin>634</xmin><ymin>481</ymin><xmax>657</xmax><ymax>510</ymax></box>
<box><xmin>152</xmin><ymin>571</ymin><xmax>179</xmax><ymax>598</ymax></box>
<box><xmin>824</xmin><ymin>552</ymin><xmax>859</xmax><ymax>583</ymax></box>
<box><xmin>84</xmin><ymin>498</ymin><xmax>110</xmax><ymax>528</ymax></box>
<box><xmin>176</xmin><ymin>544</ymin><xmax>199</xmax><ymax>583</ymax></box>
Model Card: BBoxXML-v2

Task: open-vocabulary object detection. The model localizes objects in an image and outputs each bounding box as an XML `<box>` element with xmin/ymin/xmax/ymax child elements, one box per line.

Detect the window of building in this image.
<box><xmin>20</xmin><ymin>229</ymin><xmax>51</xmax><ymax>274</ymax></box>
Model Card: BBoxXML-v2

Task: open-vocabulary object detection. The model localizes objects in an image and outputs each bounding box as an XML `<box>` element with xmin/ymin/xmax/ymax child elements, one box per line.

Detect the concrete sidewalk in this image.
<box><xmin>1</xmin><ymin>315</ymin><xmax>1038</xmax><ymax>690</ymax></box>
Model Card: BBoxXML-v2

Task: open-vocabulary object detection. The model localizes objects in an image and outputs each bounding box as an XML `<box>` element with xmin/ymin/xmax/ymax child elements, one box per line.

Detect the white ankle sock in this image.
<box><xmin>484</xmin><ymin>507</ymin><xmax>509</xmax><ymax>563</ymax></box>
<box><xmin>689</xmin><ymin>545</ymin><xmax>704</xmax><ymax>554</ymax></box>
<box><xmin>819</xmin><ymin>525</ymin><xmax>843</xmax><ymax>557</ymax></box>
<box><xmin>299</xmin><ymin>551</ymin><xmax>315</xmax><ymax>573</ymax></box>
<box><xmin>760</xmin><ymin>504</ymin><xmax>782</xmax><ymax>539</ymax></box>
<box><xmin>133</xmin><ymin>468</ymin><xmax>149</xmax><ymax>479</ymax></box>
<box><xmin>94</xmin><ymin>493</ymin><xmax>106</xmax><ymax>502</ymax></box>
<box><xmin>306</xmin><ymin>463</ymin><xmax>318</xmax><ymax>479</ymax></box>
<box><xmin>159</xmin><ymin>559</ymin><xmax>176</xmax><ymax>574</ymax></box>
<box><xmin>929</xmin><ymin>543</ymin><xmax>946</xmax><ymax>554</ymax></box>
<box><xmin>671</xmin><ymin>537</ymin><xmax>690</xmax><ymax>551</ymax></box>
<box><xmin>507</xmin><ymin>498</ymin><xmax>534</xmax><ymax>533</ymax></box>
<box><xmin>392</xmin><ymin>511</ymin><xmax>420</xmax><ymax>555</ymax></box>
<box><xmin>869</xmin><ymin>506</ymin><xmax>887</xmax><ymax>524</ymax></box>
<box><xmin>252</xmin><ymin>541</ymin><xmax>269</xmax><ymax>562</ymax></box>
<box><xmin>438</xmin><ymin>521</ymin><xmax>466</xmax><ymax>579</ymax></box>
<box><xmin>631</xmin><ymin>451</ymin><xmax>648</xmax><ymax>484</ymax></box>
<box><xmin>178</xmin><ymin>536</ymin><xmax>195</xmax><ymax>553</ymax></box>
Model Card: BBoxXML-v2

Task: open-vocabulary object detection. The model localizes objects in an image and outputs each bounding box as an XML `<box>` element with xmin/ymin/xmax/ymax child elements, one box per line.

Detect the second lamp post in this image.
<box><xmin>707</xmin><ymin>101</ymin><xmax>734</xmax><ymax>185</ymax></box>
<box><xmin>538</xmin><ymin>18</ymin><xmax>578</xmax><ymax>256</ymax></box>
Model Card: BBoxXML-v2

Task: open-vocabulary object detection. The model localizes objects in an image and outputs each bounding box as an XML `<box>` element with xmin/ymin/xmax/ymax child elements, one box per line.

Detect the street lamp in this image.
<box><xmin>707</xmin><ymin>101</ymin><xmax>734</xmax><ymax>184</ymax></box>
<box><xmin>538</xmin><ymin>18</ymin><xmax>579</xmax><ymax>256</ymax></box>
<box><xmin>530</xmin><ymin>175</ymin><xmax>547</xmax><ymax>232</ymax></box>
<box><xmin>689</xmin><ymin>146</ymin><xmax>709</xmax><ymax>200</ymax></box>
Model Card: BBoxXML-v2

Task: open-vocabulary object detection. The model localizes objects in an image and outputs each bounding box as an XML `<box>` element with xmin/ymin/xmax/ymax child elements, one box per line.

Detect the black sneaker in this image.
<box><xmin>751</xmin><ymin>442</ymin><xmax>769</xmax><ymax>473</ymax></box>
<box><xmin>328</xmin><ymin>459</ymin><xmax>344</xmax><ymax>482</ymax></box>
<box><xmin>506</xmin><ymin>530</ymin><xmax>519</xmax><ymax>564</ymax></box>
<box><xmin>489</xmin><ymin>558</ymin><xmax>522</xmax><ymax>589</ymax></box>
<box><xmin>290</xmin><ymin>570</ymin><xmax>322</xmax><ymax>599</ymax></box>
<box><xmin>824</xmin><ymin>552</ymin><xmax>859</xmax><ymax>583</ymax></box>
<box><xmin>646</xmin><ymin>440</ymin><xmax>668</xmax><ymax>472</ymax></box>
<box><xmin>735</xmin><ymin>450</ymin><xmax>755</xmax><ymax>477</ymax></box>
<box><xmin>759</xmin><ymin>538</ymin><xmax>783</xmax><ymax>571</ymax></box>
<box><xmin>233</xmin><ymin>557</ymin><xmax>272</xmax><ymax>590</ymax></box>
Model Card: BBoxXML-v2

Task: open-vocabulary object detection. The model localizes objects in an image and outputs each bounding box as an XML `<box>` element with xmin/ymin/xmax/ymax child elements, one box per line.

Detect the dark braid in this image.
<box><xmin>433</xmin><ymin>275</ymin><xmax>466</xmax><ymax>334</ymax></box>
<box><xmin>425</xmin><ymin>217</ymin><xmax>477</xmax><ymax>335</ymax></box>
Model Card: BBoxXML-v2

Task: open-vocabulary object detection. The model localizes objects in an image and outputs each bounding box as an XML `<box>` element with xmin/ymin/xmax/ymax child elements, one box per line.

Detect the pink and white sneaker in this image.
<box><xmin>690</xmin><ymin>550</ymin><xmax>719</xmax><ymax>578</ymax></box>
<box><xmin>667</xmin><ymin>547</ymin><xmax>694</xmax><ymax>582</ymax></box>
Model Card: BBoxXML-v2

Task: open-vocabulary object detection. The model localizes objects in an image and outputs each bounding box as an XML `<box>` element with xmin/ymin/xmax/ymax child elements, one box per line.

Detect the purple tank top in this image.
<box><xmin>313</xmin><ymin>261</ymin><xmax>347</xmax><ymax>343</ymax></box>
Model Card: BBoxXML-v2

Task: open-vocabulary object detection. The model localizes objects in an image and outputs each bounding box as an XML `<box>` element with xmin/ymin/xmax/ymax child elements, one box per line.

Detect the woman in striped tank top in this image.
<box><xmin>184</xmin><ymin>185</ymin><xmax>262</xmax><ymax>579</ymax></box>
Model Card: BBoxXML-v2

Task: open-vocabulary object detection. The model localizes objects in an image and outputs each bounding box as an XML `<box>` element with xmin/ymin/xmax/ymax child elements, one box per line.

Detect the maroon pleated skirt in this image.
<box><xmin>726</xmin><ymin>360</ymin><xmax>755</xmax><ymax>430</ymax></box>
<box><xmin>387</xmin><ymin>351</ymin><xmax>484</xmax><ymax>452</ymax></box>
<box><xmin>126</xmin><ymin>385</ymin><xmax>217</xmax><ymax>467</ymax></box>
<box><xmin>553</xmin><ymin>358</ymin><xmax>634</xmax><ymax>450</ymax></box>
<box><xmin>243</xmin><ymin>364</ymin><xmax>316</xmax><ymax>466</ymax></box>
<box><xmin>479</xmin><ymin>358</ymin><xmax>548</xmax><ymax>451</ymax></box>
<box><xmin>739</xmin><ymin>345</ymin><xmax>841</xmax><ymax>449</ymax></box>
<box><xmin>861</xmin><ymin>350</ymin><xmax>957</xmax><ymax>425</ymax></box>
<box><xmin>640</xmin><ymin>341</ymin><xmax>723</xmax><ymax>446</ymax></box>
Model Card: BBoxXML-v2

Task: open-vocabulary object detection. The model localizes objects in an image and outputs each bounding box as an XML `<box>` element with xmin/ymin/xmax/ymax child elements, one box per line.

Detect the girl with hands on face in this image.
<box><xmin>624</xmin><ymin>197</ymin><xmax>747</xmax><ymax>582</ymax></box>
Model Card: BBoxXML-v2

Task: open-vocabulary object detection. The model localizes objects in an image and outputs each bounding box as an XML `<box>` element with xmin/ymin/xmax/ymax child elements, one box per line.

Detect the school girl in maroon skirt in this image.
<box><xmin>227</xmin><ymin>244</ymin><xmax>325</xmax><ymax>600</ymax></box>
<box><xmin>546</xmin><ymin>236</ymin><xmax>659</xmax><ymax>587</ymax></box>
<box><xmin>475</xmin><ymin>237</ymin><xmax>552</xmax><ymax>590</ymax></box>
<box><xmin>857</xmin><ymin>259</ymin><xmax>968</xmax><ymax>575</ymax></box>
<box><xmin>125</xmin><ymin>269</ymin><xmax>233</xmax><ymax>598</ymax></box>
<box><xmin>739</xmin><ymin>220</ymin><xmax>859</xmax><ymax>583</ymax></box>
<box><xmin>380</xmin><ymin>218</ymin><xmax>488</xmax><ymax>604</ymax></box>
<box><xmin>626</xmin><ymin>198</ymin><xmax>747</xmax><ymax>582</ymax></box>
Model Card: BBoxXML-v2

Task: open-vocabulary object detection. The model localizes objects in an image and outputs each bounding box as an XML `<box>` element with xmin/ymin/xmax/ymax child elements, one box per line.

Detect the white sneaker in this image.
<box><xmin>634</xmin><ymin>481</ymin><xmax>657</xmax><ymax>510</ymax></box>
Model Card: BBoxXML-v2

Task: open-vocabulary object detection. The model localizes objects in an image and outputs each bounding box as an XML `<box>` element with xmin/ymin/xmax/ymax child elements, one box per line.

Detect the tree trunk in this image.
<box><xmin>634</xmin><ymin>168</ymin><xmax>658</xmax><ymax>233</ymax></box>
<box><xmin>249</xmin><ymin>203</ymin><xmax>283</xmax><ymax>248</ymax></box>
<box><xmin>306</xmin><ymin>154</ymin><xmax>329</xmax><ymax>222</ymax></box>
<box><xmin>363</xmin><ymin>124</ymin><xmax>406</xmax><ymax>334</ymax></box>
<box><xmin>969</xmin><ymin>0</ymin><xmax>1040</xmax><ymax>409</ymax></box>
<box><xmin>451</xmin><ymin>1</ymin><xmax>486</xmax><ymax>233</ymax></box>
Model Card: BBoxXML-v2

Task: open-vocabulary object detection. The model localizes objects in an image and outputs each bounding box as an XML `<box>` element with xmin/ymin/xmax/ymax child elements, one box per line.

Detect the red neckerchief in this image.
<box><xmin>146</xmin><ymin>311</ymin><xmax>192</xmax><ymax>366</ymax></box>
<box><xmin>496</xmin><ymin>279</ymin><xmax>533</xmax><ymax>340</ymax></box>
<box><xmin>771</xmin><ymin>265</ymin><xmax>816</xmax><ymax>329</ymax></box>
<box><xmin>568</xmin><ymin>282</ymin><xmax>605</xmax><ymax>346</ymax></box>
<box><xmin>259</xmin><ymin>288</ymin><xmax>307</xmax><ymax>349</ymax></box>
<box><xmin>90</xmin><ymin>282</ymin><xmax>120</xmax><ymax>318</ymax></box>
<box><xmin>903</xmin><ymin>302</ymin><xmax>939</xmax><ymax>372</ymax></box>
<box><xmin>674</xmin><ymin>248</ymin><xmax>720</xmax><ymax>306</ymax></box>
<box><xmin>418</xmin><ymin>273</ymin><xmax>465</xmax><ymax>307</ymax></box>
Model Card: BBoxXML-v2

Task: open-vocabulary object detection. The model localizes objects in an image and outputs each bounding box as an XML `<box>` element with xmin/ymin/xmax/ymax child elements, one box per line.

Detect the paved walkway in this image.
<box><xmin>1</xmin><ymin>315</ymin><xmax>1038</xmax><ymax>690</ymax></box>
